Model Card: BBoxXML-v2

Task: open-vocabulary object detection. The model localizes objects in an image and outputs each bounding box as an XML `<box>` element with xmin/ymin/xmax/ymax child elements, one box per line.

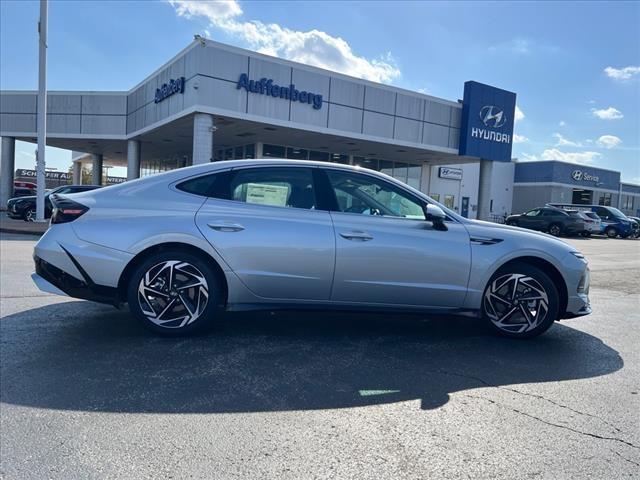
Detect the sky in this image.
<box><xmin>1</xmin><ymin>0</ymin><xmax>639</xmax><ymax>182</ymax></box>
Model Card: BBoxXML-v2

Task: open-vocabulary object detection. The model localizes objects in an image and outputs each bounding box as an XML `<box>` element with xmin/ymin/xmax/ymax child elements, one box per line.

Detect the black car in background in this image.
<box><xmin>506</xmin><ymin>206</ymin><xmax>585</xmax><ymax>237</ymax></box>
<box><xmin>12</xmin><ymin>187</ymin><xmax>36</xmax><ymax>198</ymax></box>
<box><xmin>6</xmin><ymin>185</ymin><xmax>101</xmax><ymax>221</ymax></box>
<box><xmin>628</xmin><ymin>216</ymin><xmax>640</xmax><ymax>238</ymax></box>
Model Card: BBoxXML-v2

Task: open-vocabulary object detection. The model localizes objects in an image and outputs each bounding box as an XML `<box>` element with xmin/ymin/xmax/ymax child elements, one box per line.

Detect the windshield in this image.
<box><xmin>606</xmin><ymin>207</ymin><xmax>628</xmax><ymax>219</ymax></box>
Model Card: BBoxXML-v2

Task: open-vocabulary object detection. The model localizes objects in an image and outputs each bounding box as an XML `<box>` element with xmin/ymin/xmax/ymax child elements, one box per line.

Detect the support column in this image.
<box><xmin>0</xmin><ymin>137</ymin><xmax>16</xmax><ymax>210</ymax></box>
<box><xmin>127</xmin><ymin>140</ymin><xmax>141</xmax><ymax>180</ymax></box>
<box><xmin>477</xmin><ymin>159</ymin><xmax>493</xmax><ymax>221</ymax></box>
<box><xmin>72</xmin><ymin>160</ymin><xmax>82</xmax><ymax>185</ymax></box>
<box><xmin>192</xmin><ymin>113</ymin><xmax>214</xmax><ymax>165</ymax></box>
<box><xmin>91</xmin><ymin>154</ymin><xmax>103</xmax><ymax>185</ymax></box>
<box><xmin>255</xmin><ymin>142</ymin><xmax>263</xmax><ymax>159</ymax></box>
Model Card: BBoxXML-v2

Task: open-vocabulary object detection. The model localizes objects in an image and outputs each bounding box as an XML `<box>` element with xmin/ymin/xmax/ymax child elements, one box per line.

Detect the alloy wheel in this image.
<box><xmin>549</xmin><ymin>225</ymin><xmax>561</xmax><ymax>236</ymax></box>
<box><xmin>483</xmin><ymin>273</ymin><xmax>549</xmax><ymax>334</ymax></box>
<box><xmin>137</xmin><ymin>260</ymin><xmax>209</xmax><ymax>329</ymax></box>
<box><xmin>25</xmin><ymin>209</ymin><xmax>35</xmax><ymax>222</ymax></box>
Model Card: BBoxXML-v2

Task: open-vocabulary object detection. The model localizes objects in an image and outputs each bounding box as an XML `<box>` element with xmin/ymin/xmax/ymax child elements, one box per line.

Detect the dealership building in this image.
<box><xmin>1</xmin><ymin>38</ymin><xmax>638</xmax><ymax>218</ymax></box>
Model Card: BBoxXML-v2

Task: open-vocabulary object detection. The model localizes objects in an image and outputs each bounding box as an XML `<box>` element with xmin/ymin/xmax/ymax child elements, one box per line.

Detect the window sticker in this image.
<box><xmin>245</xmin><ymin>183</ymin><xmax>290</xmax><ymax>207</ymax></box>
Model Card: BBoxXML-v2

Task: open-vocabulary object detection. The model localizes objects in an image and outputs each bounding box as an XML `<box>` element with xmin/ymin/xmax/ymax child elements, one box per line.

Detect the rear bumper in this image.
<box><xmin>34</xmin><ymin>255</ymin><xmax>121</xmax><ymax>306</ymax></box>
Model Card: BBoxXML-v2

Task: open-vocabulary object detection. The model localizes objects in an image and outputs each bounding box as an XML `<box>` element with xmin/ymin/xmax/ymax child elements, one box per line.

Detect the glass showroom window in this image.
<box><xmin>286</xmin><ymin>147</ymin><xmax>309</xmax><ymax>160</ymax></box>
<box><xmin>598</xmin><ymin>193</ymin><xmax>612</xmax><ymax>206</ymax></box>
<box><xmin>263</xmin><ymin>144</ymin><xmax>286</xmax><ymax>158</ymax></box>
<box><xmin>444</xmin><ymin>194</ymin><xmax>455</xmax><ymax>209</ymax></box>
<box><xmin>430</xmin><ymin>193</ymin><xmax>440</xmax><ymax>202</ymax></box>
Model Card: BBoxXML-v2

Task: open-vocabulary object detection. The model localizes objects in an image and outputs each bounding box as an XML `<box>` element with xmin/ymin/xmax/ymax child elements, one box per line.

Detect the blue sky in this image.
<box><xmin>1</xmin><ymin>0</ymin><xmax>639</xmax><ymax>182</ymax></box>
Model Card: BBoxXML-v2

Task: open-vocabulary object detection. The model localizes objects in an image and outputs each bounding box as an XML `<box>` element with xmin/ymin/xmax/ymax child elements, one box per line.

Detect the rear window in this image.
<box><xmin>176</xmin><ymin>172</ymin><xmax>231</xmax><ymax>198</ymax></box>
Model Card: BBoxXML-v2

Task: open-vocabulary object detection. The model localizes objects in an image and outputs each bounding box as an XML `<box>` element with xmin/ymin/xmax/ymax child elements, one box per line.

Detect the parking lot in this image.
<box><xmin>1</xmin><ymin>232</ymin><xmax>639</xmax><ymax>479</ymax></box>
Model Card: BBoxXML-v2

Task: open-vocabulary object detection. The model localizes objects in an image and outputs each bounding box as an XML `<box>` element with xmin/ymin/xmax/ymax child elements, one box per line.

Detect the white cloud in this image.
<box><xmin>513</xmin><ymin>134</ymin><xmax>529</xmax><ymax>143</ymax></box>
<box><xmin>519</xmin><ymin>153</ymin><xmax>538</xmax><ymax>161</ymax></box>
<box><xmin>514</xmin><ymin>105</ymin><xmax>524</xmax><ymax>123</ymax></box>
<box><xmin>596</xmin><ymin>135</ymin><xmax>622</xmax><ymax>149</ymax></box>
<box><xmin>591</xmin><ymin>106</ymin><xmax>623</xmax><ymax>120</ymax></box>
<box><xmin>553</xmin><ymin>132</ymin><xmax>581</xmax><ymax>147</ymax></box>
<box><xmin>604</xmin><ymin>65</ymin><xmax>640</xmax><ymax>81</ymax></box>
<box><xmin>540</xmin><ymin>148</ymin><xmax>601</xmax><ymax>163</ymax></box>
<box><xmin>558</xmin><ymin>120</ymin><xmax>566</xmax><ymax>127</ymax></box>
<box><xmin>167</xmin><ymin>0</ymin><xmax>401</xmax><ymax>83</ymax></box>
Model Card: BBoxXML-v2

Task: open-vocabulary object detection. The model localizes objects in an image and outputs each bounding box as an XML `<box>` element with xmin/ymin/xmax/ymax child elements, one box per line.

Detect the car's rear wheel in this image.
<box><xmin>126</xmin><ymin>251</ymin><xmax>223</xmax><ymax>335</ymax></box>
<box><xmin>548</xmin><ymin>223</ymin><xmax>562</xmax><ymax>237</ymax></box>
<box><xmin>482</xmin><ymin>263</ymin><xmax>559</xmax><ymax>339</ymax></box>
<box><xmin>506</xmin><ymin>220</ymin><xmax>518</xmax><ymax>227</ymax></box>
<box><xmin>24</xmin><ymin>208</ymin><xmax>35</xmax><ymax>222</ymax></box>
<box><xmin>605</xmin><ymin>226</ymin><xmax>618</xmax><ymax>238</ymax></box>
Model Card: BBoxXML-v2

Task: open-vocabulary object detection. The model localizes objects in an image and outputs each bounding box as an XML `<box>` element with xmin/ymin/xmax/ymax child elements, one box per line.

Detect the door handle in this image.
<box><xmin>207</xmin><ymin>222</ymin><xmax>245</xmax><ymax>232</ymax></box>
<box><xmin>339</xmin><ymin>231</ymin><xmax>373</xmax><ymax>241</ymax></box>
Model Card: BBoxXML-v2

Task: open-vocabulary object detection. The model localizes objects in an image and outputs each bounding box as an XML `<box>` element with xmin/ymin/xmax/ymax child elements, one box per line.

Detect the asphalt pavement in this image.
<box><xmin>1</xmin><ymin>232</ymin><xmax>639</xmax><ymax>479</ymax></box>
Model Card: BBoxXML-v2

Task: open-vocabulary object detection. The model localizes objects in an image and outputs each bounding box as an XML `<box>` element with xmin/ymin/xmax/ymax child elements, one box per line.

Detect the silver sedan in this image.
<box><xmin>32</xmin><ymin>159</ymin><xmax>591</xmax><ymax>338</ymax></box>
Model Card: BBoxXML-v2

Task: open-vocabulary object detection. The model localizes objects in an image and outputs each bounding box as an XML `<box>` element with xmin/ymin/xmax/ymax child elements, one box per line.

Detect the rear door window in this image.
<box><xmin>229</xmin><ymin>167</ymin><xmax>317</xmax><ymax>210</ymax></box>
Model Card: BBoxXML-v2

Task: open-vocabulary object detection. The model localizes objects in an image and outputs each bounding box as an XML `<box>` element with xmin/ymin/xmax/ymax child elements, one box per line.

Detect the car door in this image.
<box><xmin>194</xmin><ymin>166</ymin><xmax>335</xmax><ymax>301</ymax></box>
<box><xmin>518</xmin><ymin>209</ymin><xmax>542</xmax><ymax>230</ymax></box>
<box><xmin>322</xmin><ymin>168</ymin><xmax>471</xmax><ymax>308</ymax></box>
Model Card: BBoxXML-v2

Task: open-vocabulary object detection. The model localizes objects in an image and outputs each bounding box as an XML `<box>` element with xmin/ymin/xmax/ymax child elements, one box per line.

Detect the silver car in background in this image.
<box><xmin>31</xmin><ymin>159</ymin><xmax>591</xmax><ymax>338</ymax></box>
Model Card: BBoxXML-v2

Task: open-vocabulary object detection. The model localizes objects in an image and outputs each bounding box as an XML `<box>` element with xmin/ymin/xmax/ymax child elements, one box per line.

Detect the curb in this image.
<box><xmin>0</xmin><ymin>227</ymin><xmax>45</xmax><ymax>236</ymax></box>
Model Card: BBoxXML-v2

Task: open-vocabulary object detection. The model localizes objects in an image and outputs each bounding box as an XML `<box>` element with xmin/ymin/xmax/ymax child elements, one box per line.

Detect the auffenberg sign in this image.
<box><xmin>155</xmin><ymin>77</ymin><xmax>185</xmax><ymax>104</ymax></box>
<box><xmin>236</xmin><ymin>73</ymin><xmax>323</xmax><ymax>110</ymax></box>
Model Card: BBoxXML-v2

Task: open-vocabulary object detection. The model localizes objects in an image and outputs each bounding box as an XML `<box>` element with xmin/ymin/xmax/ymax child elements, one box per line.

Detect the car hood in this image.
<box><xmin>463</xmin><ymin>218</ymin><xmax>575</xmax><ymax>251</ymax></box>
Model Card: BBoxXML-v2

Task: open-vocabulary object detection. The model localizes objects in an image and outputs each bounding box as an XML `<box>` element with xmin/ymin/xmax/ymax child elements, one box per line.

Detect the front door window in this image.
<box><xmin>325</xmin><ymin>170</ymin><xmax>425</xmax><ymax>220</ymax></box>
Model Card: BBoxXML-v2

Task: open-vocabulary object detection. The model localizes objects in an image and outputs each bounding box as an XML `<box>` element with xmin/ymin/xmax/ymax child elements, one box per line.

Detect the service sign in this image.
<box><xmin>458</xmin><ymin>81</ymin><xmax>517</xmax><ymax>162</ymax></box>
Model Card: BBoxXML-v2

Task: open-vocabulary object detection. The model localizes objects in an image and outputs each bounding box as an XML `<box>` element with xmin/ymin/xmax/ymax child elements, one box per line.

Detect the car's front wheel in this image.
<box><xmin>126</xmin><ymin>251</ymin><xmax>223</xmax><ymax>335</ymax></box>
<box><xmin>605</xmin><ymin>226</ymin><xmax>618</xmax><ymax>238</ymax></box>
<box><xmin>482</xmin><ymin>262</ymin><xmax>559</xmax><ymax>339</ymax></box>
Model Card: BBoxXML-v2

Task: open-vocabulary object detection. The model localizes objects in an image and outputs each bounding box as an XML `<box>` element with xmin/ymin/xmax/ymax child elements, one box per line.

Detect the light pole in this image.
<box><xmin>35</xmin><ymin>0</ymin><xmax>48</xmax><ymax>221</ymax></box>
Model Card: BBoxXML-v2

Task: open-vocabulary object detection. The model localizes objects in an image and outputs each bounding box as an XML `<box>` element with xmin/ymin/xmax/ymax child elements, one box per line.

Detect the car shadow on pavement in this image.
<box><xmin>0</xmin><ymin>301</ymin><xmax>623</xmax><ymax>414</ymax></box>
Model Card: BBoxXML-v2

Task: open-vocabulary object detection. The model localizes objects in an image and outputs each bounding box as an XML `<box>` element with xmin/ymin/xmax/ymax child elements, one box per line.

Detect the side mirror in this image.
<box><xmin>425</xmin><ymin>204</ymin><xmax>447</xmax><ymax>231</ymax></box>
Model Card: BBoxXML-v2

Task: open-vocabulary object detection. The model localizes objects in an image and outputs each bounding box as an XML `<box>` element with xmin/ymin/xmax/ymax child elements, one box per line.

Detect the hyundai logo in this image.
<box><xmin>572</xmin><ymin>170</ymin><xmax>583</xmax><ymax>181</ymax></box>
<box><xmin>479</xmin><ymin>106</ymin><xmax>507</xmax><ymax>128</ymax></box>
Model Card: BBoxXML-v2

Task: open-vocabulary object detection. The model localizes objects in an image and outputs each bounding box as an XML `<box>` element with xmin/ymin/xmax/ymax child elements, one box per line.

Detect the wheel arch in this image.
<box><xmin>117</xmin><ymin>242</ymin><xmax>228</xmax><ymax>307</ymax></box>
<box><xmin>491</xmin><ymin>256</ymin><xmax>568</xmax><ymax>317</ymax></box>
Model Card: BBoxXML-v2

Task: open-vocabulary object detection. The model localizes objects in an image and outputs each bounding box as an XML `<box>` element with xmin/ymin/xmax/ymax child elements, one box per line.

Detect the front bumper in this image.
<box><xmin>562</xmin><ymin>266</ymin><xmax>591</xmax><ymax>319</ymax></box>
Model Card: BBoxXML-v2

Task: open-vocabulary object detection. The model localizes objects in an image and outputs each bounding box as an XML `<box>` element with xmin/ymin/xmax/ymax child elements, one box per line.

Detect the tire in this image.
<box><xmin>548</xmin><ymin>223</ymin><xmax>562</xmax><ymax>237</ymax></box>
<box><xmin>506</xmin><ymin>220</ymin><xmax>518</xmax><ymax>227</ymax></box>
<box><xmin>605</xmin><ymin>227</ymin><xmax>618</xmax><ymax>238</ymax></box>
<box><xmin>126</xmin><ymin>251</ymin><xmax>224</xmax><ymax>335</ymax></box>
<box><xmin>582</xmin><ymin>231</ymin><xmax>591</xmax><ymax>237</ymax></box>
<box><xmin>482</xmin><ymin>262</ymin><xmax>560</xmax><ymax>339</ymax></box>
<box><xmin>23</xmin><ymin>208</ymin><xmax>35</xmax><ymax>222</ymax></box>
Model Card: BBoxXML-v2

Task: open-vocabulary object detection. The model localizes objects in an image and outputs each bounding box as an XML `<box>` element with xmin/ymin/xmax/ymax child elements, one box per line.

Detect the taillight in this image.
<box><xmin>50</xmin><ymin>194</ymin><xmax>89</xmax><ymax>224</ymax></box>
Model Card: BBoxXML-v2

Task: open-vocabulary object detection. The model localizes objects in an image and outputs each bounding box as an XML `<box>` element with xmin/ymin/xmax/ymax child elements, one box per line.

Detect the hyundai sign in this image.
<box><xmin>458</xmin><ymin>81</ymin><xmax>516</xmax><ymax>162</ymax></box>
<box><xmin>439</xmin><ymin>167</ymin><xmax>463</xmax><ymax>180</ymax></box>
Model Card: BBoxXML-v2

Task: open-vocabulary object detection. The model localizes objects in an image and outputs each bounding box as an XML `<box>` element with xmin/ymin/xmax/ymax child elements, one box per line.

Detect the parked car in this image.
<box><xmin>6</xmin><ymin>185</ymin><xmax>101</xmax><ymax>221</ymax></box>
<box><xmin>12</xmin><ymin>187</ymin><xmax>36</xmax><ymax>198</ymax></box>
<box><xmin>628</xmin><ymin>217</ymin><xmax>640</xmax><ymax>238</ymax></box>
<box><xmin>31</xmin><ymin>159</ymin><xmax>591</xmax><ymax>339</ymax></box>
<box><xmin>581</xmin><ymin>211</ymin><xmax>604</xmax><ymax>235</ymax></box>
<box><xmin>548</xmin><ymin>204</ymin><xmax>634</xmax><ymax>238</ymax></box>
<box><xmin>505</xmin><ymin>207</ymin><xmax>585</xmax><ymax>237</ymax></box>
